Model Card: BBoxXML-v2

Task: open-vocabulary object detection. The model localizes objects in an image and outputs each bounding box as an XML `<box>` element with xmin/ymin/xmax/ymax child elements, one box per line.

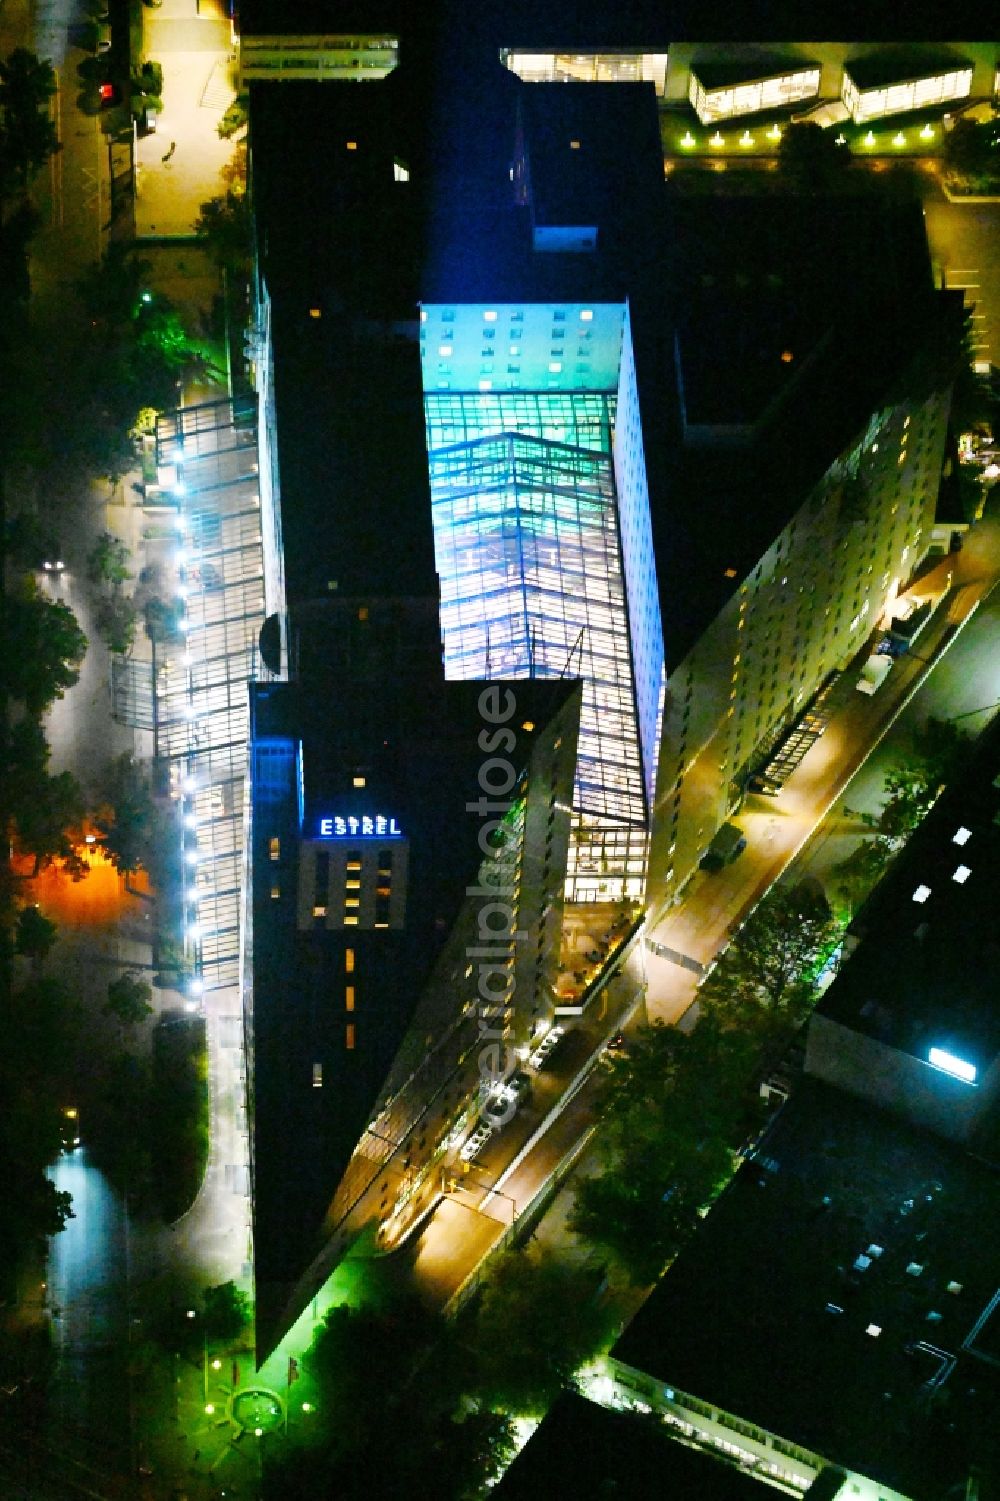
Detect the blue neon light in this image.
<box><xmin>318</xmin><ymin>815</ymin><xmax>402</xmax><ymax>839</ymax></box>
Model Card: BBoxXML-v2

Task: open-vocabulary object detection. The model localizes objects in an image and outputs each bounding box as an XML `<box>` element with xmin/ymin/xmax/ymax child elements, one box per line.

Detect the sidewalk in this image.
<box><xmin>134</xmin><ymin>0</ymin><xmax>235</xmax><ymax>237</ymax></box>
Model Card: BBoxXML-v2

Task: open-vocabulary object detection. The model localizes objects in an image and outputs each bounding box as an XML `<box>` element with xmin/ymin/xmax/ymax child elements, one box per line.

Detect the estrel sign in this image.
<box><xmin>317</xmin><ymin>815</ymin><xmax>402</xmax><ymax>839</ymax></box>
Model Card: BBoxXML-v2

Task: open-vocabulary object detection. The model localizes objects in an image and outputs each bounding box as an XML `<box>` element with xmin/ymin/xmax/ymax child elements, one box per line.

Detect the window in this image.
<box><xmin>345</xmin><ymin>897</ymin><xmax>360</xmax><ymax>909</ymax></box>
<box><xmin>346</xmin><ymin>857</ymin><xmax>361</xmax><ymax>871</ymax></box>
<box><xmin>268</xmin><ymin>837</ymin><xmax>281</xmax><ymax>861</ymax></box>
<box><xmin>270</xmin><ymin>884</ymin><xmax>281</xmax><ymax>900</ymax></box>
<box><xmin>312</xmin><ymin>1063</ymin><xmax>323</xmax><ymax>1087</ymax></box>
<box><xmin>346</xmin><ymin>1024</ymin><xmax>356</xmax><ymax>1050</ymax></box>
<box><xmin>344</xmin><ymin>915</ymin><xmax>358</xmax><ymax>926</ymax></box>
<box><xmin>312</xmin><ymin>904</ymin><xmax>327</xmax><ymax>918</ymax></box>
<box><xmin>345</xmin><ymin>986</ymin><xmax>355</xmax><ymax>1011</ymax></box>
<box><xmin>346</xmin><ymin>948</ymin><xmax>355</xmax><ymax>973</ymax></box>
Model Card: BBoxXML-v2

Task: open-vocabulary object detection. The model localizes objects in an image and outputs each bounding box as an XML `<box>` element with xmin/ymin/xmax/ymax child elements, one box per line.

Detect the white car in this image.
<box><xmin>459</xmin><ymin>1121</ymin><xmax>494</xmax><ymax>1163</ymax></box>
<box><xmin>528</xmin><ymin>1025</ymin><xmax>565</xmax><ymax>1070</ymax></box>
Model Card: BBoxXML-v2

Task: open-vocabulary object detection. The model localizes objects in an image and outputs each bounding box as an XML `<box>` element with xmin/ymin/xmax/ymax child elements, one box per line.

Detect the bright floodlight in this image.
<box><xmin>928</xmin><ymin>1048</ymin><xmax>976</xmax><ymax>1083</ymax></box>
<box><xmin>952</xmin><ymin>865</ymin><xmax>971</xmax><ymax>884</ymax></box>
<box><xmin>185</xmin><ymin>850</ymin><xmax>199</xmax><ymax>866</ymax></box>
<box><xmin>953</xmin><ymin>826</ymin><xmax>972</xmax><ymax>845</ymax></box>
<box><xmin>189</xmin><ymin>977</ymin><xmax>204</xmax><ymax>995</ymax></box>
<box><xmin>912</xmin><ymin>884</ymin><xmax>931</xmax><ymax>903</ymax></box>
<box><xmin>173</xmin><ymin>481</ymin><xmax>187</xmax><ymax>497</ymax></box>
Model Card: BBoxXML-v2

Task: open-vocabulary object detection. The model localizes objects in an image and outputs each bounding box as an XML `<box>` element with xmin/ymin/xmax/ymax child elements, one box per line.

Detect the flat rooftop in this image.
<box><xmin>844</xmin><ymin>48</ymin><xmax>973</xmax><ymax>90</ymax></box>
<box><xmin>239</xmin><ymin>1</ymin><xmax>987</xmax><ymax>45</ymax></box>
<box><xmin>818</xmin><ymin>711</ymin><xmax>1000</xmax><ymax>1077</ymax></box>
<box><xmin>690</xmin><ymin>53</ymin><xmax>820</xmax><ymax>88</ymax></box>
<box><xmin>493</xmin><ymin>1391</ymin><xmax>777</xmax><ymax>1499</ymax></box>
<box><xmin>655</xmin><ymin>195</ymin><xmax>957</xmax><ymax>667</ymax></box>
<box><xmin>612</xmin><ymin>1079</ymin><xmax>1000</xmax><ymax>1500</ymax></box>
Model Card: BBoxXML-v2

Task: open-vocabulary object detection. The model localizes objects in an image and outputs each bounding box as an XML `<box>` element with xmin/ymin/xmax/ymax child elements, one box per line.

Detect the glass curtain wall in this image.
<box><xmin>425</xmin><ymin>391</ymin><xmax>648</xmax><ymax>900</ymax></box>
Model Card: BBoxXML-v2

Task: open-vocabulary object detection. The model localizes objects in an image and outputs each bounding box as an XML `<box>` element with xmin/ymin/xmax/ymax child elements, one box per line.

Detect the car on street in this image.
<box><xmin>59</xmin><ymin>1106</ymin><xmax>81</xmax><ymax>1153</ymax></box>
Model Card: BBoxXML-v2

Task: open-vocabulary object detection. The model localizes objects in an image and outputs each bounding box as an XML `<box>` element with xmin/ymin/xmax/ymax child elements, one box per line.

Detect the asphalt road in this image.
<box><xmin>46</xmin><ymin>1149</ymin><xmax>133</xmax><ymax>1478</ymax></box>
<box><xmin>787</xmin><ymin>563</ymin><xmax>1000</xmax><ymax>895</ymax></box>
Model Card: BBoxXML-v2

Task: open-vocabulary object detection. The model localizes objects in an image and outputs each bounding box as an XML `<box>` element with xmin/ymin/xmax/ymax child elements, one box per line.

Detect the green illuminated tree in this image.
<box><xmin>201</xmin><ymin>1279</ymin><xmax>251</xmax><ymax>1341</ymax></box>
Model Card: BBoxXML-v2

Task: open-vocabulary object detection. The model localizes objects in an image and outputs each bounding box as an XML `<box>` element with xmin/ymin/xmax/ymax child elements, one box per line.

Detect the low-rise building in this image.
<box><xmin>607</xmin><ymin>1079</ymin><xmax>1000</xmax><ymax>1500</ymax></box>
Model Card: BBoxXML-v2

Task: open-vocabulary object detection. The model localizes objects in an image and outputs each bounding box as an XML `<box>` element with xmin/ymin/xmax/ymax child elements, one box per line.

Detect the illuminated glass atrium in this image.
<box><xmin>422</xmin><ymin>307</ymin><xmax>663</xmax><ymax>902</ymax></box>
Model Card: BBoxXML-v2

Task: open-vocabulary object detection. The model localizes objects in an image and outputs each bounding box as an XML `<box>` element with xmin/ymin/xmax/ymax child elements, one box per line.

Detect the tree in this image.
<box><xmin>105</xmin><ymin>971</ymin><xmax>153</xmax><ymax>1028</ymax></box>
<box><xmin>194</xmin><ymin>189</ymin><xmax>252</xmax><ymax>274</ymax></box>
<box><xmin>0</xmin><ymin>48</ymin><xmax>60</xmax><ymax>199</ymax></box>
<box><xmin>201</xmin><ymin>1279</ymin><xmax>251</xmax><ymax>1341</ymax></box>
<box><xmin>852</xmin><ymin>717</ymin><xmax>970</xmax><ymax>846</ymax></box>
<box><xmin>942</xmin><ymin>118</ymin><xmax>1000</xmax><ymax>189</ymax></box>
<box><xmin>87</xmin><ymin>531</ymin><xmax>132</xmax><ymax>586</ymax></box>
<box><xmin>777</xmin><ymin>122</ymin><xmax>851</xmax><ymax>189</ymax></box>
<box><xmin>94</xmin><ymin>591</ymin><xmax>138</xmax><ymax>654</ymax></box>
<box><xmin>697</xmin><ymin>881</ymin><xmax>840</xmax><ymax>1035</ymax></box>
<box><xmin>15</xmin><ymin>904</ymin><xmax>57</xmax><ymax>962</ymax></box>
<box><xmin>831</xmin><ymin>835</ymin><xmax>895</xmax><ymax>915</ymax></box>
<box><xmin>470</xmin><ymin>1246</ymin><xmax>614</xmax><ymax>1413</ymax></box>
<box><xmin>303</xmin><ymin>1299</ymin><xmax>439</xmax><ymax>1455</ymax></box>
<box><xmin>569</xmin><ymin>1164</ymin><xmax>704</xmax><ymax>1287</ymax></box>
<box><xmin>217</xmin><ymin>94</ymin><xmax>248</xmax><ymax>139</ymax></box>
<box><xmin>1</xmin><ymin>586</ymin><xmax>87</xmax><ymax>715</ymax></box>
<box><xmin>94</xmin><ymin>754</ymin><xmax>157</xmax><ymax>874</ymax></box>
<box><xmin>569</xmin><ymin>1019</ymin><xmax>763</xmax><ymax>1285</ymax></box>
<box><xmin>3</xmin><ymin>719</ymin><xmax>87</xmax><ymax>876</ymax></box>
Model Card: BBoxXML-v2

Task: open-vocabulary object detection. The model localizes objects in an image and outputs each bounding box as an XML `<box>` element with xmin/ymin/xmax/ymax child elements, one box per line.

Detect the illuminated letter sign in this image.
<box><xmin>317</xmin><ymin>814</ymin><xmax>402</xmax><ymax>839</ymax></box>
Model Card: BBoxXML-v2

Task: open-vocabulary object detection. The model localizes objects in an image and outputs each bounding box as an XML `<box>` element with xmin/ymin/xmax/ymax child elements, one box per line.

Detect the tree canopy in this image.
<box><xmin>105</xmin><ymin>971</ymin><xmax>154</xmax><ymax>1028</ymax></box>
<box><xmin>697</xmin><ymin>880</ymin><xmax>839</xmax><ymax>1036</ymax></box>
<box><xmin>470</xmin><ymin>1246</ymin><xmax>614</xmax><ymax>1414</ymax></box>
<box><xmin>0</xmin><ymin>48</ymin><xmax>60</xmax><ymax>200</ymax></box>
<box><xmin>569</xmin><ymin>1017</ymin><xmax>764</xmax><ymax>1284</ymax></box>
<box><xmin>201</xmin><ymin>1279</ymin><xmax>251</xmax><ymax>1341</ymax></box>
<box><xmin>777</xmin><ymin>122</ymin><xmax>852</xmax><ymax>188</ymax></box>
<box><xmin>1</xmin><ymin>586</ymin><xmax>87</xmax><ymax>715</ymax></box>
<box><xmin>94</xmin><ymin>754</ymin><xmax>158</xmax><ymax>875</ymax></box>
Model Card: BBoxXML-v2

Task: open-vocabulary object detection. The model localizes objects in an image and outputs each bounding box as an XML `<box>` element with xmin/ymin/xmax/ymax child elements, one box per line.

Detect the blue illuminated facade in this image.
<box><xmin>421</xmin><ymin>303</ymin><xmax>664</xmax><ymax>902</ymax></box>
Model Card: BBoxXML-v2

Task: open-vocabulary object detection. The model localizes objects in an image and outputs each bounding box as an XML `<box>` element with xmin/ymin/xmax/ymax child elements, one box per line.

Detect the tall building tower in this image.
<box><xmin>422</xmin><ymin>304</ymin><xmax>663</xmax><ymax>902</ymax></box>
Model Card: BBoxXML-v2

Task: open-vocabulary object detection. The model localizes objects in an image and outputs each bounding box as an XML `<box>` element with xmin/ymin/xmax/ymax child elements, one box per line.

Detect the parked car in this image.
<box><xmin>459</xmin><ymin>1120</ymin><xmax>493</xmax><ymax>1163</ymax></box>
<box><xmin>528</xmin><ymin>1024</ymin><xmax>565</xmax><ymax>1070</ymax></box>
